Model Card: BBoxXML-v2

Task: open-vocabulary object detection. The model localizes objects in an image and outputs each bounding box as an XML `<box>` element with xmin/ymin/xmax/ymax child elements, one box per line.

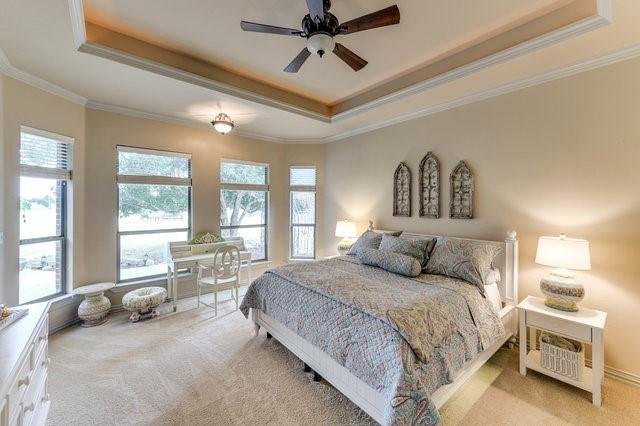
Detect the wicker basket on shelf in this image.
<box><xmin>539</xmin><ymin>332</ymin><xmax>584</xmax><ymax>381</ymax></box>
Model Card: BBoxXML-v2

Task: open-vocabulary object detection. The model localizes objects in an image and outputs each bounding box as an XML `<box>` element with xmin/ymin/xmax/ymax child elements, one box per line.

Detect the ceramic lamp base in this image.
<box><xmin>539</xmin><ymin>269</ymin><xmax>585</xmax><ymax>312</ymax></box>
<box><xmin>337</xmin><ymin>238</ymin><xmax>355</xmax><ymax>256</ymax></box>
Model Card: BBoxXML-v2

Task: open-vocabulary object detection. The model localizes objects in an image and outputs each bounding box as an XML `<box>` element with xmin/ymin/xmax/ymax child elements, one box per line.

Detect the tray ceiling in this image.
<box><xmin>83</xmin><ymin>0</ymin><xmax>564</xmax><ymax>104</ymax></box>
<box><xmin>3</xmin><ymin>0</ymin><xmax>638</xmax><ymax>142</ymax></box>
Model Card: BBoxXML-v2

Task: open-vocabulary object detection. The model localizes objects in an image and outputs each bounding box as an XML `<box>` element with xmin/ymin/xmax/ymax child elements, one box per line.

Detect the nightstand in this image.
<box><xmin>517</xmin><ymin>296</ymin><xmax>607</xmax><ymax>405</ymax></box>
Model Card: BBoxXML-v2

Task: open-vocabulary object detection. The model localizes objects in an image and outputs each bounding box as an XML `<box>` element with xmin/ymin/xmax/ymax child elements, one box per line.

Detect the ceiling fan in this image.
<box><xmin>240</xmin><ymin>0</ymin><xmax>400</xmax><ymax>73</ymax></box>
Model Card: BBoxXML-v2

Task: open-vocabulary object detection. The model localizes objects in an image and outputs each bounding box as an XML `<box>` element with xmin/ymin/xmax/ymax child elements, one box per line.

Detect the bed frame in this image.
<box><xmin>251</xmin><ymin>231</ymin><xmax>518</xmax><ymax>425</ymax></box>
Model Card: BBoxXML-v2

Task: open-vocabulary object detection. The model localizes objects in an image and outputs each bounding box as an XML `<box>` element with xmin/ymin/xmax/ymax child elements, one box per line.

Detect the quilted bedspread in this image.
<box><xmin>240</xmin><ymin>256</ymin><xmax>505</xmax><ymax>425</ymax></box>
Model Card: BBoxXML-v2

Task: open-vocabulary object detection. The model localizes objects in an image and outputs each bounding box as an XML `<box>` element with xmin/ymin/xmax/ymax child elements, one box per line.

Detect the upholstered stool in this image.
<box><xmin>122</xmin><ymin>287</ymin><xmax>167</xmax><ymax>322</ymax></box>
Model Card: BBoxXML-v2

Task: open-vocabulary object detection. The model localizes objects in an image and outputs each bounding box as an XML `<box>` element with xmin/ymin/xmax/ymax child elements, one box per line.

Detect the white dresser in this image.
<box><xmin>0</xmin><ymin>302</ymin><xmax>51</xmax><ymax>426</ymax></box>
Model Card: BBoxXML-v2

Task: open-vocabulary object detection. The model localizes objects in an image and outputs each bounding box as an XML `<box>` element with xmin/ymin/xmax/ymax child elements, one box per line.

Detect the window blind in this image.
<box><xmin>117</xmin><ymin>146</ymin><xmax>192</xmax><ymax>186</ymax></box>
<box><xmin>20</xmin><ymin>129</ymin><xmax>73</xmax><ymax>180</ymax></box>
<box><xmin>220</xmin><ymin>160</ymin><xmax>269</xmax><ymax>191</ymax></box>
<box><xmin>290</xmin><ymin>166</ymin><xmax>316</xmax><ymax>191</ymax></box>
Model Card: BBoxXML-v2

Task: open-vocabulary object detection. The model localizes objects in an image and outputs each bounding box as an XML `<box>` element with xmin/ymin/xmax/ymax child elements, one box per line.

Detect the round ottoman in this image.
<box><xmin>122</xmin><ymin>287</ymin><xmax>167</xmax><ymax>322</ymax></box>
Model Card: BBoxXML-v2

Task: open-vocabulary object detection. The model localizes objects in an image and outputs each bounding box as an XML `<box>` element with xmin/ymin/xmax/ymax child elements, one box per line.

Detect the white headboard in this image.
<box><xmin>372</xmin><ymin>227</ymin><xmax>519</xmax><ymax>309</ymax></box>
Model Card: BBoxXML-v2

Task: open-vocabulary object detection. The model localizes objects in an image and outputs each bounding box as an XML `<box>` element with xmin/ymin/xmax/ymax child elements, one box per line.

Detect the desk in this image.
<box><xmin>166</xmin><ymin>251</ymin><xmax>252</xmax><ymax>311</ymax></box>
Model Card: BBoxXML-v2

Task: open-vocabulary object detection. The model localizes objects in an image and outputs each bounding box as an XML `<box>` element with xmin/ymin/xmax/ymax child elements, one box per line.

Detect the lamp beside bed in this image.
<box><xmin>536</xmin><ymin>234</ymin><xmax>591</xmax><ymax>312</ymax></box>
<box><xmin>335</xmin><ymin>220</ymin><xmax>357</xmax><ymax>255</ymax></box>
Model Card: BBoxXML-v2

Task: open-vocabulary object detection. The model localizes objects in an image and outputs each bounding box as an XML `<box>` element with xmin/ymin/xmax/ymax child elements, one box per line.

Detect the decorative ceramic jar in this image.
<box><xmin>73</xmin><ymin>282</ymin><xmax>115</xmax><ymax>327</ymax></box>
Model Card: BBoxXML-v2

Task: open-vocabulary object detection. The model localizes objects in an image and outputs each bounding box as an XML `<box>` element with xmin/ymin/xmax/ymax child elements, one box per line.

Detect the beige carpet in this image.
<box><xmin>48</xmin><ymin>294</ymin><xmax>640</xmax><ymax>425</ymax></box>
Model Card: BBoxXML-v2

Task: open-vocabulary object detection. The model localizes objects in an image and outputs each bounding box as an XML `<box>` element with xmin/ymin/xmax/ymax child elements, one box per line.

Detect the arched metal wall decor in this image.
<box><xmin>449</xmin><ymin>161</ymin><xmax>474</xmax><ymax>219</ymax></box>
<box><xmin>393</xmin><ymin>162</ymin><xmax>411</xmax><ymax>217</ymax></box>
<box><xmin>419</xmin><ymin>152</ymin><xmax>440</xmax><ymax>218</ymax></box>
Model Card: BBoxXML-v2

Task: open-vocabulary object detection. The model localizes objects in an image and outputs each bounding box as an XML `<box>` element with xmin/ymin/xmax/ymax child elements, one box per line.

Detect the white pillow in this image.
<box><xmin>484</xmin><ymin>283</ymin><xmax>502</xmax><ymax>314</ymax></box>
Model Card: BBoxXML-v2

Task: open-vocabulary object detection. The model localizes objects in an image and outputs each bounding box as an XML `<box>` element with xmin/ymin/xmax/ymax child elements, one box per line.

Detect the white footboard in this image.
<box><xmin>252</xmin><ymin>305</ymin><xmax>516</xmax><ymax>425</ymax></box>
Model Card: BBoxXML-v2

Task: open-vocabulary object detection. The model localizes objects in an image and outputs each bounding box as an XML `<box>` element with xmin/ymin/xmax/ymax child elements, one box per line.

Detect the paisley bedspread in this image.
<box><xmin>240</xmin><ymin>256</ymin><xmax>505</xmax><ymax>425</ymax></box>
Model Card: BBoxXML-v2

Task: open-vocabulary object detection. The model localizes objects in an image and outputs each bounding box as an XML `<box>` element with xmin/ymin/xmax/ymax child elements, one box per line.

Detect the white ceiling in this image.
<box><xmin>1</xmin><ymin>0</ymin><xmax>639</xmax><ymax>142</ymax></box>
<box><xmin>83</xmin><ymin>0</ymin><xmax>562</xmax><ymax>104</ymax></box>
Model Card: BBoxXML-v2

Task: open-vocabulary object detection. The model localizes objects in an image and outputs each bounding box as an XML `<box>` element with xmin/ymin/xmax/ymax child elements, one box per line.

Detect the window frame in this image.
<box><xmin>219</xmin><ymin>159</ymin><xmax>270</xmax><ymax>262</ymax></box>
<box><xmin>116</xmin><ymin>146</ymin><xmax>193</xmax><ymax>283</ymax></box>
<box><xmin>19</xmin><ymin>127</ymin><xmax>73</xmax><ymax>304</ymax></box>
<box><xmin>289</xmin><ymin>166</ymin><xmax>317</xmax><ymax>260</ymax></box>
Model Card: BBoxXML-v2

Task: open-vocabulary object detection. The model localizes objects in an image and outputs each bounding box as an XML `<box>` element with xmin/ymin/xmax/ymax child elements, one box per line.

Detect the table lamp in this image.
<box><xmin>335</xmin><ymin>220</ymin><xmax>357</xmax><ymax>255</ymax></box>
<box><xmin>535</xmin><ymin>234</ymin><xmax>591</xmax><ymax>312</ymax></box>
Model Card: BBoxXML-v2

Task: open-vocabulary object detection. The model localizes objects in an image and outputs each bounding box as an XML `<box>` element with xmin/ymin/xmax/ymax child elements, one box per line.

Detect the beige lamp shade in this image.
<box><xmin>335</xmin><ymin>220</ymin><xmax>357</xmax><ymax>238</ymax></box>
<box><xmin>535</xmin><ymin>234</ymin><xmax>591</xmax><ymax>271</ymax></box>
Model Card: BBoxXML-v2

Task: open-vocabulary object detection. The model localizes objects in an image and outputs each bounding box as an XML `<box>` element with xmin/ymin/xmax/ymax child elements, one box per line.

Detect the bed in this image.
<box><xmin>240</xmin><ymin>231</ymin><xmax>518</xmax><ymax>425</ymax></box>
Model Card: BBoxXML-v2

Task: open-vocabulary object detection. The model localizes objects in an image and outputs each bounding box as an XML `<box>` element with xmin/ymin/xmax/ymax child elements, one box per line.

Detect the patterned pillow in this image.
<box><xmin>358</xmin><ymin>248</ymin><xmax>422</xmax><ymax>277</ymax></box>
<box><xmin>378</xmin><ymin>234</ymin><xmax>436</xmax><ymax>268</ymax></box>
<box><xmin>347</xmin><ymin>231</ymin><xmax>382</xmax><ymax>256</ymax></box>
<box><xmin>425</xmin><ymin>237</ymin><xmax>503</xmax><ymax>294</ymax></box>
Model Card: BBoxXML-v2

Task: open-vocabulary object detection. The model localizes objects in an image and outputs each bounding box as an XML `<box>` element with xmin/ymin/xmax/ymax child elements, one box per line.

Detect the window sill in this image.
<box><xmin>113</xmin><ymin>273</ymin><xmax>192</xmax><ymax>292</ymax></box>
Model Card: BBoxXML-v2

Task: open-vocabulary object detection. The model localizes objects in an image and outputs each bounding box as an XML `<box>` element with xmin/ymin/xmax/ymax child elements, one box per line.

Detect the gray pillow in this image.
<box><xmin>425</xmin><ymin>237</ymin><xmax>503</xmax><ymax>294</ymax></box>
<box><xmin>378</xmin><ymin>234</ymin><xmax>436</xmax><ymax>268</ymax></box>
<box><xmin>358</xmin><ymin>248</ymin><xmax>422</xmax><ymax>277</ymax></box>
<box><xmin>347</xmin><ymin>230</ymin><xmax>400</xmax><ymax>256</ymax></box>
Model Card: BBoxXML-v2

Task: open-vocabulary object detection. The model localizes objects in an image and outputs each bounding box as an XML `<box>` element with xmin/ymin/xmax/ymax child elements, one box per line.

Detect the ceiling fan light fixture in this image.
<box><xmin>211</xmin><ymin>113</ymin><xmax>234</xmax><ymax>134</ymax></box>
<box><xmin>307</xmin><ymin>32</ymin><xmax>335</xmax><ymax>58</ymax></box>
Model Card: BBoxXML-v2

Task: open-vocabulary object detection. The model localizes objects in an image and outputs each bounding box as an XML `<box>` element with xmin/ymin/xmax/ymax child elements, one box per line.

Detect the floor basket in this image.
<box><xmin>540</xmin><ymin>334</ymin><xmax>584</xmax><ymax>381</ymax></box>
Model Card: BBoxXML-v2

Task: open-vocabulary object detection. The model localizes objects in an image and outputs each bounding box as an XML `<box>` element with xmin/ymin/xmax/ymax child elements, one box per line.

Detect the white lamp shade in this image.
<box><xmin>335</xmin><ymin>220</ymin><xmax>357</xmax><ymax>238</ymax></box>
<box><xmin>535</xmin><ymin>235</ymin><xmax>591</xmax><ymax>270</ymax></box>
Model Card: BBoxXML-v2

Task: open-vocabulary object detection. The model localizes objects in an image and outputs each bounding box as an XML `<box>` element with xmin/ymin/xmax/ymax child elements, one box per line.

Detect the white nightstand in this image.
<box><xmin>517</xmin><ymin>296</ymin><xmax>607</xmax><ymax>405</ymax></box>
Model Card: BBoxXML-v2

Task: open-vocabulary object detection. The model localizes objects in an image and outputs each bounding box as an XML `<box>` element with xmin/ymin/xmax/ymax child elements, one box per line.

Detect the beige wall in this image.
<box><xmin>0</xmin><ymin>77</ymin><xmax>325</xmax><ymax>306</ymax></box>
<box><xmin>1</xmin><ymin>77</ymin><xmax>87</xmax><ymax>304</ymax></box>
<box><xmin>322</xmin><ymin>57</ymin><xmax>640</xmax><ymax>376</ymax></box>
<box><xmin>84</xmin><ymin>109</ymin><xmax>323</xmax><ymax>297</ymax></box>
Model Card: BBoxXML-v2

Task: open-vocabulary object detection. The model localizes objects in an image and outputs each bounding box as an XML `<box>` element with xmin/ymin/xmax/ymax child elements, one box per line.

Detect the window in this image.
<box><xmin>117</xmin><ymin>147</ymin><xmax>192</xmax><ymax>282</ymax></box>
<box><xmin>19</xmin><ymin>128</ymin><xmax>73</xmax><ymax>304</ymax></box>
<box><xmin>290</xmin><ymin>166</ymin><xmax>316</xmax><ymax>259</ymax></box>
<box><xmin>220</xmin><ymin>160</ymin><xmax>269</xmax><ymax>261</ymax></box>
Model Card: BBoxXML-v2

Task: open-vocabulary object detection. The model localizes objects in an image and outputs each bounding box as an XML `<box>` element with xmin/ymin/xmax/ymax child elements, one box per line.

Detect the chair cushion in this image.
<box><xmin>122</xmin><ymin>287</ymin><xmax>167</xmax><ymax>312</ymax></box>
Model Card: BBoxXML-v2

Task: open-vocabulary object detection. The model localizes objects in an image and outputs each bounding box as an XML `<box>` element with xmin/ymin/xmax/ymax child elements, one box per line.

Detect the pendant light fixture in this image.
<box><xmin>211</xmin><ymin>113</ymin><xmax>234</xmax><ymax>134</ymax></box>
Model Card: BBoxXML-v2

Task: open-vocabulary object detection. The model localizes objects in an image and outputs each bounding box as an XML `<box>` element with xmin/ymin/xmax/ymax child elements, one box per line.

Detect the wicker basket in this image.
<box><xmin>540</xmin><ymin>334</ymin><xmax>584</xmax><ymax>381</ymax></box>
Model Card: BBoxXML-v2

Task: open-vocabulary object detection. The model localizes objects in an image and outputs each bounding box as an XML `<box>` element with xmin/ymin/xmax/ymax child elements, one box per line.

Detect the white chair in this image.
<box><xmin>197</xmin><ymin>246</ymin><xmax>241</xmax><ymax>316</ymax></box>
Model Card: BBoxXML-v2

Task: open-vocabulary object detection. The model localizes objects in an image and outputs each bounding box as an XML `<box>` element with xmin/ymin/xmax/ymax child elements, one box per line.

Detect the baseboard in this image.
<box><xmin>515</xmin><ymin>335</ymin><xmax>640</xmax><ymax>388</ymax></box>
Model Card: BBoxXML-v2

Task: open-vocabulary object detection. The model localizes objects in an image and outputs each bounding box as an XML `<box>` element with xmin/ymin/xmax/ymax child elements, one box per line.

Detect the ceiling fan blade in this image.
<box><xmin>333</xmin><ymin>43</ymin><xmax>367</xmax><ymax>71</ymax></box>
<box><xmin>306</xmin><ymin>0</ymin><xmax>325</xmax><ymax>21</ymax></box>
<box><xmin>339</xmin><ymin>5</ymin><xmax>400</xmax><ymax>35</ymax></box>
<box><xmin>240</xmin><ymin>21</ymin><xmax>301</xmax><ymax>36</ymax></box>
<box><xmin>284</xmin><ymin>48</ymin><xmax>312</xmax><ymax>73</ymax></box>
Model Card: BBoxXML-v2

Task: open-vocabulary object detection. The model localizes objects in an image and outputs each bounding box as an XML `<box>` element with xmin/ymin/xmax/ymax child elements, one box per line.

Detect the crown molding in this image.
<box><xmin>71</xmin><ymin>0</ymin><xmax>611</xmax><ymax>123</ymax></box>
<box><xmin>68</xmin><ymin>0</ymin><xmax>87</xmax><ymax>49</ymax></box>
<box><xmin>4</xmin><ymin>43</ymin><xmax>640</xmax><ymax>145</ymax></box>
<box><xmin>317</xmin><ymin>42</ymin><xmax>640</xmax><ymax>144</ymax></box>
<box><xmin>0</xmin><ymin>47</ymin><xmax>88</xmax><ymax>106</ymax></box>
<box><xmin>332</xmin><ymin>2</ymin><xmax>612</xmax><ymax>122</ymax></box>
<box><xmin>79</xmin><ymin>40</ymin><xmax>332</xmax><ymax>124</ymax></box>
<box><xmin>85</xmin><ymin>100</ymin><xmax>286</xmax><ymax>143</ymax></box>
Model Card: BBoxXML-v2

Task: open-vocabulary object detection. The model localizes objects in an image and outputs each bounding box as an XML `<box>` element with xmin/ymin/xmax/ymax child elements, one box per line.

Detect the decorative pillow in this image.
<box><xmin>485</xmin><ymin>267</ymin><xmax>501</xmax><ymax>285</ymax></box>
<box><xmin>189</xmin><ymin>232</ymin><xmax>224</xmax><ymax>245</ymax></box>
<box><xmin>425</xmin><ymin>237</ymin><xmax>503</xmax><ymax>294</ymax></box>
<box><xmin>358</xmin><ymin>248</ymin><xmax>422</xmax><ymax>277</ymax></box>
<box><xmin>484</xmin><ymin>283</ymin><xmax>502</xmax><ymax>313</ymax></box>
<box><xmin>378</xmin><ymin>234</ymin><xmax>436</xmax><ymax>268</ymax></box>
<box><xmin>346</xmin><ymin>231</ymin><xmax>383</xmax><ymax>256</ymax></box>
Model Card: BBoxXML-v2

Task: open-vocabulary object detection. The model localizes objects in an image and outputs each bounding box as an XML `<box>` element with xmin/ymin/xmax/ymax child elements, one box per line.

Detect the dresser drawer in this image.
<box><xmin>7</xmin><ymin>344</ymin><xmax>34</xmax><ymax>422</ymax></box>
<box><xmin>32</xmin><ymin>316</ymin><xmax>48</xmax><ymax>367</ymax></box>
<box><xmin>526</xmin><ymin>311</ymin><xmax>592</xmax><ymax>342</ymax></box>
